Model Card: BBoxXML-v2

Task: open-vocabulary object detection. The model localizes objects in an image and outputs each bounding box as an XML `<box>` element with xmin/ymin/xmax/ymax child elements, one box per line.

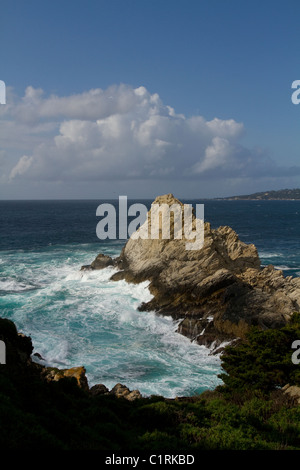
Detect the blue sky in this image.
<box><xmin>1</xmin><ymin>0</ymin><xmax>300</xmax><ymax>199</ymax></box>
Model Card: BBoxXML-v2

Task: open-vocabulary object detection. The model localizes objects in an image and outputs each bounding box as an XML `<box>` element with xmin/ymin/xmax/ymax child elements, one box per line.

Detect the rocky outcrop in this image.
<box><xmin>282</xmin><ymin>384</ymin><xmax>300</xmax><ymax>404</ymax></box>
<box><xmin>109</xmin><ymin>383</ymin><xmax>142</xmax><ymax>401</ymax></box>
<box><xmin>42</xmin><ymin>366</ymin><xmax>89</xmax><ymax>391</ymax></box>
<box><xmin>83</xmin><ymin>193</ymin><xmax>300</xmax><ymax>351</ymax></box>
<box><xmin>89</xmin><ymin>382</ymin><xmax>142</xmax><ymax>400</ymax></box>
<box><xmin>42</xmin><ymin>369</ymin><xmax>142</xmax><ymax>400</ymax></box>
<box><xmin>81</xmin><ymin>253</ymin><xmax>114</xmax><ymax>271</ymax></box>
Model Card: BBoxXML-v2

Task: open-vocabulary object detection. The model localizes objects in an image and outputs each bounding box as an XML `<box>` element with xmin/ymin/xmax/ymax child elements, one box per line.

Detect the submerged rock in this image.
<box><xmin>85</xmin><ymin>194</ymin><xmax>300</xmax><ymax>351</ymax></box>
<box><xmin>89</xmin><ymin>253</ymin><xmax>114</xmax><ymax>270</ymax></box>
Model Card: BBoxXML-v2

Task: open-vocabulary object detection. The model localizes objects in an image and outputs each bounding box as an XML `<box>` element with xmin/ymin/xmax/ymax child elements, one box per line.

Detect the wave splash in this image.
<box><xmin>0</xmin><ymin>246</ymin><xmax>221</xmax><ymax>398</ymax></box>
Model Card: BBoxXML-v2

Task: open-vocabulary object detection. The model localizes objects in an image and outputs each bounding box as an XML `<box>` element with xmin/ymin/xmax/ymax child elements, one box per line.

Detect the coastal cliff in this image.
<box><xmin>84</xmin><ymin>194</ymin><xmax>300</xmax><ymax>351</ymax></box>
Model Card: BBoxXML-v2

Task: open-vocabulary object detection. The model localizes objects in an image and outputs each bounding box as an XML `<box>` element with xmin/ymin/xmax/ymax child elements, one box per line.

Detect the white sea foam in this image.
<box><xmin>32</xmin><ymin>333</ymin><xmax>70</xmax><ymax>367</ymax></box>
<box><xmin>259</xmin><ymin>251</ymin><xmax>281</xmax><ymax>259</ymax></box>
<box><xmin>0</xmin><ymin>277</ymin><xmax>37</xmax><ymax>292</ymax></box>
<box><xmin>1</xmin><ymin>248</ymin><xmax>222</xmax><ymax>397</ymax></box>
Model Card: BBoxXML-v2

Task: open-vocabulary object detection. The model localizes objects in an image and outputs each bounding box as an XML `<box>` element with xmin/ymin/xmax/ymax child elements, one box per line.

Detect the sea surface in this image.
<box><xmin>0</xmin><ymin>199</ymin><xmax>299</xmax><ymax>398</ymax></box>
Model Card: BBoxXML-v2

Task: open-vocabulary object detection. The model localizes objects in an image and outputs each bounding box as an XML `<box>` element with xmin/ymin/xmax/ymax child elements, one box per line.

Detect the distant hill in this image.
<box><xmin>221</xmin><ymin>188</ymin><xmax>300</xmax><ymax>200</ymax></box>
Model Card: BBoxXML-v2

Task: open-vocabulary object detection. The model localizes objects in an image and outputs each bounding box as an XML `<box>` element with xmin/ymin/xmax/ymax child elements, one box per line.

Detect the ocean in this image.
<box><xmin>0</xmin><ymin>199</ymin><xmax>299</xmax><ymax>398</ymax></box>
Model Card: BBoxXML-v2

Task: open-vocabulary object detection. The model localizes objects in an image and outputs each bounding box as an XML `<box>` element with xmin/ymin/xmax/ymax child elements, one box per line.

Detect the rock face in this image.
<box><xmin>84</xmin><ymin>193</ymin><xmax>300</xmax><ymax>351</ymax></box>
<box><xmin>109</xmin><ymin>383</ymin><xmax>142</xmax><ymax>401</ymax></box>
<box><xmin>282</xmin><ymin>384</ymin><xmax>300</xmax><ymax>404</ymax></box>
<box><xmin>81</xmin><ymin>253</ymin><xmax>114</xmax><ymax>271</ymax></box>
<box><xmin>42</xmin><ymin>366</ymin><xmax>89</xmax><ymax>391</ymax></box>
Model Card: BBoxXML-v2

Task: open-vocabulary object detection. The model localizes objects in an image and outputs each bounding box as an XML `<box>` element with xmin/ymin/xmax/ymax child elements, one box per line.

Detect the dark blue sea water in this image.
<box><xmin>0</xmin><ymin>199</ymin><xmax>299</xmax><ymax>397</ymax></box>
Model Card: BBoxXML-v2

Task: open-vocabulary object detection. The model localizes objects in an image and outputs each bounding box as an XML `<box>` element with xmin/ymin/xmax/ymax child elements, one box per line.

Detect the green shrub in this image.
<box><xmin>1</xmin><ymin>315</ymin><xmax>300</xmax><ymax>450</ymax></box>
<box><xmin>219</xmin><ymin>313</ymin><xmax>300</xmax><ymax>394</ymax></box>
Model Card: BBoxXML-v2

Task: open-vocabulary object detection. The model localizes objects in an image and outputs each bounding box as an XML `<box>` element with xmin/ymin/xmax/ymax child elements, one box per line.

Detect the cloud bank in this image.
<box><xmin>1</xmin><ymin>84</ymin><xmax>299</xmax><ymax>189</ymax></box>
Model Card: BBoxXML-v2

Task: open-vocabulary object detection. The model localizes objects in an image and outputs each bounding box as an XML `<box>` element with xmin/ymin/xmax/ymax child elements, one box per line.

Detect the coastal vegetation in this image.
<box><xmin>1</xmin><ymin>314</ymin><xmax>300</xmax><ymax>450</ymax></box>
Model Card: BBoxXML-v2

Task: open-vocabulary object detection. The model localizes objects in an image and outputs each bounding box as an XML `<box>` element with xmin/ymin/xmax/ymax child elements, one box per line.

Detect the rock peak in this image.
<box><xmin>152</xmin><ymin>193</ymin><xmax>181</xmax><ymax>205</ymax></box>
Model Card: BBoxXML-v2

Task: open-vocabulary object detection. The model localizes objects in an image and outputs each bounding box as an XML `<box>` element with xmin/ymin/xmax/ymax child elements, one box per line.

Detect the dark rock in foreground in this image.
<box><xmin>84</xmin><ymin>193</ymin><xmax>300</xmax><ymax>351</ymax></box>
<box><xmin>0</xmin><ymin>317</ymin><xmax>142</xmax><ymax>400</ymax></box>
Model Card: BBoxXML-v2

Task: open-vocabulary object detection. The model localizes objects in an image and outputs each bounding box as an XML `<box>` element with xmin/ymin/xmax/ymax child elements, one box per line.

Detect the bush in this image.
<box><xmin>1</xmin><ymin>316</ymin><xmax>300</xmax><ymax>449</ymax></box>
<box><xmin>218</xmin><ymin>313</ymin><xmax>300</xmax><ymax>395</ymax></box>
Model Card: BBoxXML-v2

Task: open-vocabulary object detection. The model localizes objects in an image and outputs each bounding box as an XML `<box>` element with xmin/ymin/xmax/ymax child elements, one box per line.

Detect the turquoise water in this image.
<box><xmin>0</xmin><ymin>200</ymin><xmax>299</xmax><ymax>397</ymax></box>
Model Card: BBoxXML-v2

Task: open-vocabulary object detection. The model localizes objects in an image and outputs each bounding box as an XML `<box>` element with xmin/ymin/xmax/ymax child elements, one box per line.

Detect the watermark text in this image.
<box><xmin>291</xmin><ymin>80</ymin><xmax>300</xmax><ymax>105</ymax></box>
<box><xmin>0</xmin><ymin>340</ymin><xmax>6</xmax><ymax>364</ymax></box>
<box><xmin>291</xmin><ymin>340</ymin><xmax>300</xmax><ymax>365</ymax></box>
<box><xmin>96</xmin><ymin>196</ymin><xmax>204</xmax><ymax>250</ymax></box>
<box><xmin>0</xmin><ymin>80</ymin><xmax>6</xmax><ymax>105</ymax></box>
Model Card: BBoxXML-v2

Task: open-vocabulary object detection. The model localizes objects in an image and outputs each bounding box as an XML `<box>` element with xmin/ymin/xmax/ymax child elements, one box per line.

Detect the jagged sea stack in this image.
<box><xmin>84</xmin><ymin>194</ymin><xmax>300</xmax><ymax>351</ymax></box>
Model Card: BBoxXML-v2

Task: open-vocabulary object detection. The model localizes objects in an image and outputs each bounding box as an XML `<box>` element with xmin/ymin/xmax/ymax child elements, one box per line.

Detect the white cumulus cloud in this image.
<box><xmin>2</xmin><ymin>83</ymin><xmax>298</xmax><ymax>186</ymax></box>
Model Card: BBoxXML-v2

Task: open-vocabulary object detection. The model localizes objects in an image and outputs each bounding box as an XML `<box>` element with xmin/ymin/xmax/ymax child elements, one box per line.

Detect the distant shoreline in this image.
<box><xmin>214</xmin><ymin>198</ymin><xmax>300</xmax><ymax>201</ymax></box>
<box><xmin>0</xmin><ymin>188</ymin><xmax>300</xmax><ymax>202</ymax></box>
<box><xmin>217</xmin><ymin>188</ymin><xmax>300</xmax><ymax>201</ymax></box>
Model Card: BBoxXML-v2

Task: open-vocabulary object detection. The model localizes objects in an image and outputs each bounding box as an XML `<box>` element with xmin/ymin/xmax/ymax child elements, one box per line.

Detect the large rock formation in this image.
<box><xmin>84</xmin><ymin>194</ymin><xmax>300</xmax><ymax>351</ymax></box>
